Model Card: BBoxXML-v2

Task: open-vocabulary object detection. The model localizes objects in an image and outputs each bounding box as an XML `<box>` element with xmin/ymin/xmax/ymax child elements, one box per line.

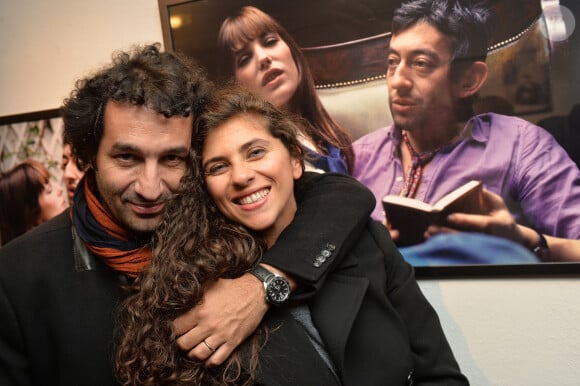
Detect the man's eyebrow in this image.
<box><xmin>110</xmin><ymin>143</ymin><xmax>189</xmax><ymax>154</ymax></box>
<box><xmin>388</xmin><ymin>47</ymin><xmax>439</xmax><ymax>60</ymax></box>
<box><xmin>161</xmin><ymin>146</ymin><xmax>190</xmax><ymax>154</ymax></box>
<box><xmin>387</xmin><ymin>48</ymin><xmax>441</xmax><ymax>62</ymax></box>
<box><xmin>110</xmin><ymin>142</ymin><xmax>139</xmax><ymax>152</ymax></box>
<box><xmin>411</xmin><ymin>49</ymin><xmax>439</xmax><ymax>60</ymax></box>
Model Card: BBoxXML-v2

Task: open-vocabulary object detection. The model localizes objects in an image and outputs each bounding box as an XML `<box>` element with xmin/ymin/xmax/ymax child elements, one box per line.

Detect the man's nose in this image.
<box><xmin>388</xmin><ymin>63</ymin><xmax>412</xmax><ymax>90</ymax></box>
<box><xmin>134</xmin><ymin>163</ymin><xmax>163</xmax><ymax>201</ymax></box>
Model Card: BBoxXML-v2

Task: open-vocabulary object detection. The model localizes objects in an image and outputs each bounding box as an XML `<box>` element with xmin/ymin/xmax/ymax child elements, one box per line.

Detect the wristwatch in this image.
<box><xmin>249</xmin><ymin>265</ymin><xmax>291</xmax><ymax>306</ymax></box>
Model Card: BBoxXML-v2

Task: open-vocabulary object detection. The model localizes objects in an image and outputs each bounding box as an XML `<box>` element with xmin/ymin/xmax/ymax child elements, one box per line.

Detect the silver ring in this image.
<box><xmin>203</xmin><ymin>339</ymin><xmax>216</xmax><ymax>353</ymax></box>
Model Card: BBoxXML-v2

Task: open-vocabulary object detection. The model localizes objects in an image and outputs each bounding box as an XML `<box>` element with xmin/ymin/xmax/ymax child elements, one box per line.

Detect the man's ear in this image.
<box><xmin>457</xmin><ymin>61</ymin><xmax>488</xmax><ymax>98</ymax></box>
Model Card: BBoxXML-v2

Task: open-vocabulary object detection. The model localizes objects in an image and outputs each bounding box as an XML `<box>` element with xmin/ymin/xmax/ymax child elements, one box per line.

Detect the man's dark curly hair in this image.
<box><xmin>61</xmin><ymin>43</ymin><xmax>213</xmax><ymax>167</ymax></box>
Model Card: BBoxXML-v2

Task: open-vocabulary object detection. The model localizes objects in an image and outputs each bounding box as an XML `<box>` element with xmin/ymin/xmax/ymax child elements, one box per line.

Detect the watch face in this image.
<box><xmin>266</xmin><ymin>276</ymin><xmax>291</xmax><ymax>305</ymax></box>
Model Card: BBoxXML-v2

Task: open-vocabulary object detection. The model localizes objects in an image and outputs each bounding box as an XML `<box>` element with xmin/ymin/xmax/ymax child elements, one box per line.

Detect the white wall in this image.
<box><xmin>1</xmin><ymin>1</ymin><xmax>579</xmax><ymax>385</ymax></box>
<box><xmin>0</xmin><ymin>0</ymin><xmax>162</xmax><ymax>116</ymax></box>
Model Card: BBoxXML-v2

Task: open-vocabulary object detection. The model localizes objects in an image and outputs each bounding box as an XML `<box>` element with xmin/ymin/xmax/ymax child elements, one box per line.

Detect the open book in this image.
<box><xmin>382</xmin><ymin>180</ymin><xmax>485</xmax><ymax>246</ymax></box>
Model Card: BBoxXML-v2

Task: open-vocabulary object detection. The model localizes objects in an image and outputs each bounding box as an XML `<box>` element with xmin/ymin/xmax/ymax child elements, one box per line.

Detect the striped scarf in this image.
<box><xmin>71</xmin><ymin>171</ymin><xmax>151</xmax><ymax>278</ymax></box>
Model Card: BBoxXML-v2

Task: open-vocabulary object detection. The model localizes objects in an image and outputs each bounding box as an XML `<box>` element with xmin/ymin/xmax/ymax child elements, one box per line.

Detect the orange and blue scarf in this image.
<box><xmin>71</xmin><ymin>171</ymin><xmax>151</xmax><ymax>278</ymax></box>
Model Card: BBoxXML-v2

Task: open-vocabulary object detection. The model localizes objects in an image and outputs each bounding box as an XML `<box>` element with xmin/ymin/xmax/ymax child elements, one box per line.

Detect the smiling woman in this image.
<box><xmin>201</xmin><ymin>106</ymin><xmax>304</xmax><ymax>248</ymax></box>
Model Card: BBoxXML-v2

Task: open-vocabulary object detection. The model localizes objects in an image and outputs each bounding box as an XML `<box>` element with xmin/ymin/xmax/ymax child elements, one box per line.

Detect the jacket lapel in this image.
<box><xmin>255</xmin><ymin>309</ymin><xmax>340</xmax><ymax>385</ymax></box>
<box><xmin>309</xmin><ymin>272</ymin><xmax>369</xmax><ymax>375</ymax></box>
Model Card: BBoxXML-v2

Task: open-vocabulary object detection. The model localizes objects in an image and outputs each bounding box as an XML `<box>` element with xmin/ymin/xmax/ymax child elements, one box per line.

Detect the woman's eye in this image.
<box><xmin>237</xmin><ymin>55</ymin><xmax>249</xmax><ymax>67</ymax></box>
<box><xmin>264</xmin><ymin>36</ymin><xmax>278</xmax><ymax>47</ymax></box>
<box><xmin>248</xmin><ymin>148</ymin><xmax>265</xmax><ymax>159</ymax></box>
<box><xmin>206</xmin><ymin>163</ymin><xmax>228</xmax><ymax>176</ymax></box>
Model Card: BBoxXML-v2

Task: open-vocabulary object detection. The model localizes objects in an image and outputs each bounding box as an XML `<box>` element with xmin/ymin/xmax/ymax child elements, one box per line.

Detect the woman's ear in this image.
<box><xmin>457</xmin><ymin>61</ymin><xmax>488</xmax><ymax>98</ymax></box>
<box><xmin>292</xmin><ymin>156</ymin><xmax>303</xmax><ymax>180</ymax></box>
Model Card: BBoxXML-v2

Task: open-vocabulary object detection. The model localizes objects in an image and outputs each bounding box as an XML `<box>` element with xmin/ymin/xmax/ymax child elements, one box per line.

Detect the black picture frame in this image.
<box><xmin>155</xmin><ymin>0</ymin><xmax>580</xmax><ymax>277</ymax></box>
<box><xmin>0</xmin><ymin>109</ymin><xmax>64</xmax><ymax>176</ymax></box>
<box><xmin>0</xmin><ymin>109</ymin><xmax>60</xmax><ymax>126</ymax></box>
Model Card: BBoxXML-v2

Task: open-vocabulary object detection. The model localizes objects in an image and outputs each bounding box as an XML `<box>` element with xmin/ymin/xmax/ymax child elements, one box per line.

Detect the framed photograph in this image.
<box><xmin>0</xmin><ymin>109</ymin><xmax>65</xmax><ymax>183</ymax></box>
<box><xmin>158</xmin><ymin>0</ymin><xmax>580</xmax><ymax>276</ymax></box>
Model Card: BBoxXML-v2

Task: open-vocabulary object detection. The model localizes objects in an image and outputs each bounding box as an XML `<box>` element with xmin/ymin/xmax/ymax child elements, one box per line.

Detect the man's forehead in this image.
<box><xmin>390</xmin><ymin>21</ymin><xmax>451</xmax><ymax>54</ymax></box>
<box><xmin>101</xmin><ymin>101</ymin><xmax>193</xmax><ymax>145</ymax></box>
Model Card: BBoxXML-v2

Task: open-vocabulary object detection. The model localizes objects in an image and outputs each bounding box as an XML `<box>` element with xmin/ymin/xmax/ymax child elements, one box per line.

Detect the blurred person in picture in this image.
<box><xmin>61</xmin><ymin>138</ymin><xmax>86</xmax><ymax>204</ymax></box>
<box><xmin>218</xmin><ymin>6</ymin><xmax>354</xmax><ymax>174</ymax></box>
<box><xmin>0</xmin><ymin>159</ymin><xmax>68</xmax><ymax>246</ymax></box>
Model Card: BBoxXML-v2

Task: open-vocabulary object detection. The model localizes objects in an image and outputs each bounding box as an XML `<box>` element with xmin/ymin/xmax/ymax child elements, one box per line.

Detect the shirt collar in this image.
<box><xmin>388</xmin><ymin>113</ymin><xmax>491</xmax><ymax>149</ymax></box>
<box><xmin>466</xmin><ymin>113</ymin><xmax>493</xmax><ymax>143</ymax></box>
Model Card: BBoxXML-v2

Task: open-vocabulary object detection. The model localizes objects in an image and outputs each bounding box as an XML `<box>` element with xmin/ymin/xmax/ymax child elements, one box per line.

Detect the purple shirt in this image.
<box><xmin>352</xmin><ymin>113</ymin><xmax>580</xmax><ymax>238</ymax></box>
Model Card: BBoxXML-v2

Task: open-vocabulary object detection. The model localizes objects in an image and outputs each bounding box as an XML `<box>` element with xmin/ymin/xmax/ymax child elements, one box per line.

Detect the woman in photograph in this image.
<box><xmin>115</xmin><ymin>88</ymin><xmax>466</xmax><ymax>386</ymax></box>
<box><xmin>0</xmin><ymin>159</ymin><xmax>68</xmax><ymax>245</ymax></box>
<box><xmin>217</xmin><ymin>6</ymin><xmax>354</xmax><ymax>174</ymax></box>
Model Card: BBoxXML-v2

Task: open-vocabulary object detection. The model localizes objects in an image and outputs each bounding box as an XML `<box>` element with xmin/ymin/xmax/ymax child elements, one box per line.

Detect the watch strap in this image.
<box><xmin>249</xmin><ymin>265</ymin><xmax>291</xmax><ymax>306</ymax></box>
<box><xmin>249</xmin><ymin>265</ymin><xmax>274</xmax><ymax>283</ymax></box>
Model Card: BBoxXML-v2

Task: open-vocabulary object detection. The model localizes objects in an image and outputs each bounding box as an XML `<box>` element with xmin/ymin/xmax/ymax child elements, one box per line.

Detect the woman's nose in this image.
<box><xmin>231</xmin><ymin>162</ymin><xmax>255</xmax><ymax>187</ymax></box>
<box><xmin>256</xmin><ymin>47</ymin><xmax>272</xmax><ymax>71</ymax></box>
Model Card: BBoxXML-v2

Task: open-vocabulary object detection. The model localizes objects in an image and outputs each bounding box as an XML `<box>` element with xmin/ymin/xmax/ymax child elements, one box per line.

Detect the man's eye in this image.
<box><xmin>115</xmin><ymin>154</ymin><xmax>137</xmax><ymax>164</ymax></box>
<box><xmin>163</xmin><ymin>155</ymin><xmax>185</xmax><ymax>165</ymax></box>
<box><xmin>386</xmin><ymin>57</ymin><xmax>400</xmax><ymax>72</ymax></box>
<box><xmin>414</xmin><ymin>59</ymin><xmax>433</xmax><ymax>69</ymax></box>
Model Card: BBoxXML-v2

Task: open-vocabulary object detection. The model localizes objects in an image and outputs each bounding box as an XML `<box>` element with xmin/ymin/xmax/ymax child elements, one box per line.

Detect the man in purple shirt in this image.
<box><xmin>352</xmin><ymin>0</ymin><xmax>580</xmax><ymax>260</ymax></box>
